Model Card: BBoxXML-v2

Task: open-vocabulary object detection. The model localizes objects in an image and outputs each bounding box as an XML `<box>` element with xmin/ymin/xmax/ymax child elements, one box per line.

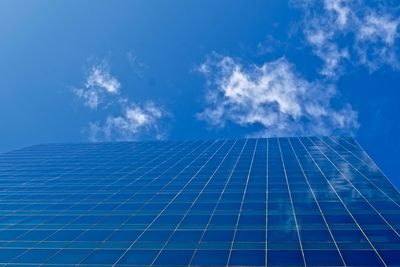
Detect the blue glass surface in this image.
<box><xmin>45</xmin><ymin>249</ymin><xmax>92</xmax><ymax>264</ymax></box>
<box><xmin>191</xmin><ymin>249</ymin><xmax>230</xmax><ymax>265</ymax></box>
<box><xmin>0</xmin><ymin>249</ymin><xmax>26</xmax><ymax>261</ymax></box>
<box><xmin>267</xmin><ymin>250</ymin><xmax>304</xmax><ymax>266</ymax></box>
<box><xmin>153</xmin><ymin>249</ymin><xmax>194</xmax><ymax>265</ymax></box>
<box><xmin>118</xmin><ymin>250</ymin><xmax>159</xmax><ymax>265</ymax></box>
<box><xmin>11</xmin><ymin>249</ymin><xmax>59</xmax><ymax>263</ymax></box>
<box><xmin>81</xmin><ymin>250</ymin><xmax>123</xmax><ymax>264</ymax></box>
<box><xmin>0</xmin><ymin>137</ymin><xmax>398</xmax><ymax>266</ymax></box>
<box><xmin>380</xmin><ymin>250</ymin><xmax>400</xmax><ymax>266</ymax></box>
<box><xmin>341</xmin><ymin>250</ymin><xmax>385</xmax><ymax>266</ymax></box>
<box><xmin>304</xmin><ymin>250</ymin><xmax>343</xmax><ymax>266</ymax></box>
<box><xmin>229</xmin><ymin>249</ymin><xmax>265</xmax><ymax>266</ymax></box>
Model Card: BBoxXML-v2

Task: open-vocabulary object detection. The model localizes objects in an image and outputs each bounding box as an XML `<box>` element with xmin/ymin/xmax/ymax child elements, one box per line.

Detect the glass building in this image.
<box><xmin>0</xmin><ymin>136</ymin><xmax>399</xmax><ymax>266</ymax></box>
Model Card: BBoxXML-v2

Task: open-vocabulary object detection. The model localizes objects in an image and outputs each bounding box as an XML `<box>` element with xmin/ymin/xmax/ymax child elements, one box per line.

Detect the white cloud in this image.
<box><xmin>89</xmin><ymin>102</ymin><xmax>168</xmax><ymax>142</ymax></box>
<box><xmin>305</xmin><ymin>30</ymin><xmax>349</xmax><ymax>77</ymax></box>
<box><xmin>298</xmin><ymin>0</ymin><xmax>400</xmax><ymax>76</ymax></box>
<box><xmin>356</xmin><ymin>13</ymin><xmax>400</xmax><ymax>70</ymax></box>
<box><xmin>324</xmin><ymin>0</ymin><xmax>350</xmax><ymax>27</ymax></box>
<box><xmin>197</xmin><ymin>55</ymin><xmax>359</xmax><ymax>137</ymax></box>
<box><xmin>74</xmin><ymin>60</ymin><xmax>169</xmax><ymax>141</ymax></box>
<box><xmin>73</xmin><ymin>87</ymin><xmax>100</xmax><ymax>109</ymax></box>
<box><xmin>73</xmin><ymin>64</ymin><xmax>120</xmax><ymax>109</ymax></box>
<box><xmin>358</xmin><ymin>14</ymin><xmax>398</xmax><ymax>45</ymax></box>
<box><xmin>127</xmin><ymin>51</ymin><xmax>150</xmax><ymax>77</ymax></box>
<box><xmin>85</xmin><ymin>65</ymin><xmax>121</xmax><ymax>94</ymax></box>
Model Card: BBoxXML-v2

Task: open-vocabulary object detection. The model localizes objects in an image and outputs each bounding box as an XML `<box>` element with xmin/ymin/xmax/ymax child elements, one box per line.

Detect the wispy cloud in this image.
<box><xmin>73</xmin><ymin>63</ymin><xmax>120</xmax><ymax>109</ymax></box>
<box><xmin>73</xmin><ymin>60</ymin><xmax>169</xmax><ymax>142</ymax></box>
<box><xmin>197</xmin><ymin>54</ymin><xmax>359</xmax><ymax>137</ymax></box>
<box><xmin>85</xmin><ymin>64</ymin><xmax>121</xmax><ymax>94</ymax></box>
<box><xmin>257</xmin><ymin>35</ymin><xmax>289</xmax><ymax>56</ymax></box>
<box><xmin>127</xmin><ymin>51</ymin><xmax>150</xmax><ymax>78</ymax></box>
<box><xmin>297</xmin><ymin>0</ymin><xmax>400</xmax><ymax>76</ymax></box>
<box><xmin>88</xmin><ymin>101</ymin><xmax>169</xmax><ymax>142</ymax></box>
<box><xmin>356</xmin><ymin>13</ymin><xmax>400</xmax><ymax>70</ymax></box>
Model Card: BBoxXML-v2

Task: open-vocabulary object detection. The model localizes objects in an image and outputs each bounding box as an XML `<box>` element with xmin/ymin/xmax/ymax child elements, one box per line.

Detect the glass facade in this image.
<box><xmin>0</xmin><ymin>136</ymin><xmax>399</xmax><ymax>266</ymax></box>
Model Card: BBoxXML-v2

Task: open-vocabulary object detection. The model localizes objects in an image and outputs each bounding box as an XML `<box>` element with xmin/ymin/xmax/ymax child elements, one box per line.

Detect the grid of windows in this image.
<box><xmin>0</xmin><ymin>137</ymin><xmax>398</xmax><ymax>266</ymax></box>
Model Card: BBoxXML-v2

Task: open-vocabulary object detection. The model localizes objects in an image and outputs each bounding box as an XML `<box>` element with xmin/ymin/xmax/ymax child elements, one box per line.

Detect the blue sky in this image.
<box><xmin>0</xmin><ymin>1</ymin><xmax>400</xmax><ymax>186</ymax></box>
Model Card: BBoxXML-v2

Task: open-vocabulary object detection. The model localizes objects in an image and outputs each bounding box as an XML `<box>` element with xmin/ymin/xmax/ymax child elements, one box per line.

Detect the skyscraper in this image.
<box><xmin>0</xmin><ymin>137</ymin><xmax>399</xmax><ymax>266</ymax></box>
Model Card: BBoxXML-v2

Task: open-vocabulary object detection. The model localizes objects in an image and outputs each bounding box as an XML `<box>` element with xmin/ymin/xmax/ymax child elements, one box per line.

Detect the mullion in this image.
<box><xmin>277</xmin><ymin>138</ymin><xmax>306</xmax><ymax>266</ymax></box>
<box><xmin>299</xmin><ymin>137</ymin><xmax>387</xmax><ymax>266</ymax></box>
<box><xmin>287</xmin><ymin>138</ymin><xmax>346</xmax><ymax>266</ymax></box>
<box><xmin>308</xmin><ymin>138</ymin><xmax>400</xmax><ymax>241</ymax></box>
<box><xmin>112</xmin><ymin>140</ymin><xmax>224</xmax><ymax>266</ymax></box>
